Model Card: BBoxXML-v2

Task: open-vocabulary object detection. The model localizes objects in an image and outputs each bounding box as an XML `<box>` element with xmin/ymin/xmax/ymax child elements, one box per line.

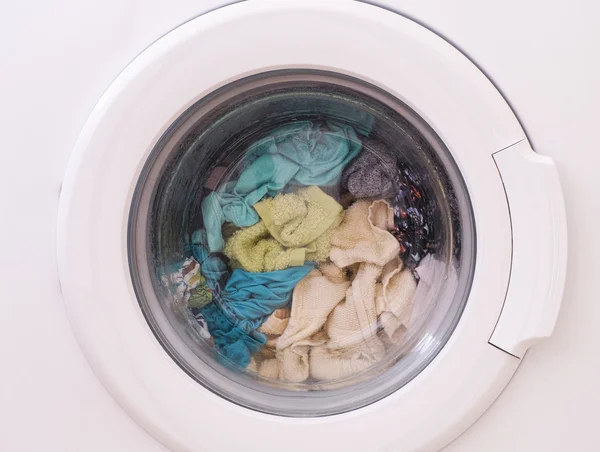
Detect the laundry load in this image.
<box><xmin>156</xmin><ymin>123</ymin><xmax>446</xmax><ymax>388</ymax></box>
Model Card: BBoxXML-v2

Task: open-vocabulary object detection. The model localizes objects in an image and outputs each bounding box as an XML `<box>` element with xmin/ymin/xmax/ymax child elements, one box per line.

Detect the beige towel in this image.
<box><xmin>277</xmin><ymin>263</ymin><xmax>350</xmax><ymax>350</ymax></box>
<box><xmin>309</xmin><ymin>341</ymin><xmax>378</xmax><ymax>381</ymax></box>
<box><xmin>260</xmin><ymin>308</ymin><xmax>290</xmax><ymax>348</ymax></box>
<box><xmin>325</xmin><ymin>263</ymin><xmax>384</xmax><ymax>353</ymax></box>
<box><xmin>249</xmin><ymin>308</ymin><xmax>289</xmax><ymax>378</ymax></box>
<box><xmin>249</xmin><ymin>265</ymin><xmax>350</xmax><ymax>382</ymax></box>
<box><xmin>252</xmin><ymin>333</ymin><xmax>331</xmax><ymax>383</ymax></box>
<box><xmin>253</xmin><ymin>309</ymin><xmax>307</xmax><ymax>381</ymax></box>
<box><xmin>248</xmin><ymin>199</ymin><xmax>418</xmax><ymax>383</ymax></box>
<box><xmin>249</xmin><ymin>262</ymin><xmax>415</xmax><ymax>383</ymax></box>
<box><xmin>329</xmin><ymin>199</ymin><xmax>399</xmax><ymax>268</ymax></box>
<box><xmin>314</xmin><ymin>262</ymin><xmax>412</xmax><ymax>382</ymax></box>
<box><xmin>325</xmin><ymin>200</ymin><xmax>400</xmax><ymax>353</ymax></box>
<box><xmin>376</xmin><ymin>266</ymin><xmax>418</xmax><ymax>344</ymax></box>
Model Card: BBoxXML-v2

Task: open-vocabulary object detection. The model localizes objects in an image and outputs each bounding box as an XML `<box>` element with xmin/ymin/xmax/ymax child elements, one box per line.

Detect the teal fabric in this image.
<box><xmin>194</xmin><ymin>243</ymin><xmax>314</xmax><ymax>367</ymax></box>
<box><xmin>200</xmin><ymin>302</ymin><xmax>266</xmax><ymax>367</ymax></box>
<box><xmin>202</xmin><ymin>121</ymin><xmax>363</xmax><ymax>252</ymax></box>
<box><xmin>189</xmin><ymin>230</ymin><xmax>229</xmax><ymax>292</ymax></box>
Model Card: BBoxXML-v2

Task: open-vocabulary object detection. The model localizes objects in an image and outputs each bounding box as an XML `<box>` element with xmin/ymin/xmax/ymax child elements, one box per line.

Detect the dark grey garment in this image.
<box><xmin>341</xmin><ymin>139</ymin><xmax>397</xmax><ymax>198</ymax></box>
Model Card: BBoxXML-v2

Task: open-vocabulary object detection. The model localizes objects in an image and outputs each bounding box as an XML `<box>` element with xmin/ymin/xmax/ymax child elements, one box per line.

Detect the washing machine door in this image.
<box><xmin>57</xmin><ymin>1</ymin><xmax>567</xmax><ymax>451</ymax></box>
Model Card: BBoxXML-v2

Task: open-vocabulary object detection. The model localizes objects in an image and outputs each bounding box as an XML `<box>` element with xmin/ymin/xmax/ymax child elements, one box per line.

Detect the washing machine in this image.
<box><xmin>2</xmin><ymin>0</ymin><xmax>598</xmax><ymax>451</ymax></box>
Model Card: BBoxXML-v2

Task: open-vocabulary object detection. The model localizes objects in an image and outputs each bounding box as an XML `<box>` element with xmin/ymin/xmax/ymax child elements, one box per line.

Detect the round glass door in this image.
<box><xmin>128</xmin><ymin>70</ymin><xmax>475</xmax><ymax>416</ymax></box>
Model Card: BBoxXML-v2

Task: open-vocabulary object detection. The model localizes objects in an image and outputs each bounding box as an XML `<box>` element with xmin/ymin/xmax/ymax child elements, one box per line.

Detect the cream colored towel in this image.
<box><xmin>249</xmin><ymin>308</ymin><xmax>289</xmax><ymax>378</ymax></box>
<box><xmin>325</xmin><ymin>263</ymin><xmax>384</xmax><ymax>353</ymax></box>
<box><xmin>325</xmin><ymin>200</ymin><xmax>400</xmax><ymax>353</ymax></box>
<box><xmin>329</xmin><ymin>199</ymin><xmax>400</xmax><ymax>268</ymax></box>
<box><xmin>249</xmin><ymin>261</ymin><xmax>415</xmax><ymax>383</ymax></box>
<box><xmin>309</xmin><ymin>341</ymin><xmax>378</xmax><ymax>381</ymax></box>
<box><xmin>277</xmin><ymin>263</ymin><xmax>350</xmax><ymax>350</ymax></box>
<box><xmin>260</xmin><ymin>308</ymin><xmax>290</xmax><ymax>348</ymax></box>
<box><xmin>310</xmin><ymin>198</ymin><xmax>416</xmax><ymax>382</ymax></box>
<box><xmin>249</xmin><ymin>264</ymin><xmax>350</xmax><ymax>383</ymax></box>
<box><xmin>376</xmin><ymin>266</ymin><xmax>418</xmax><ymax>344</ymax></box>
<box><xmin>248</xmin><ymin>199</ymin><xmax>418</xmax><ymax>384</ymax></box>
<box><xmin>250</xmin><ymin>306</ymin><xmax>316</xmax><ymax>382</ymax></box>
<box><xmin>315</xmin><ymin>262</ymin><xmax>412</xmax><ymax>382</ymax></box>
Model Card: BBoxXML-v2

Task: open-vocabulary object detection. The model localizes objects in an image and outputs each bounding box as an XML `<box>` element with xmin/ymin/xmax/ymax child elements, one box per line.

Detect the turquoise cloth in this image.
<box><xmin>190</xmin><ymin>230</ymin><xmax>229</xmax><ymax>293</ymax></box>
<box><xmin>199</xmin><ymin>259</ymin><xmax>314</xmax><ymax>367</ymax></box>
<box><xmin>188</xmin><ymin>231</ymin><xmax>314</xmax><ymax>367</ymax></box>
<box><xmin>202</xmin><ymin>121</ymin><xmax>363</xmax><ymax>252</ymax></box>
<box><xmin>200</xmin><ymin>302</ymin><xmax>266</xmax><ymax>367</ymax></box>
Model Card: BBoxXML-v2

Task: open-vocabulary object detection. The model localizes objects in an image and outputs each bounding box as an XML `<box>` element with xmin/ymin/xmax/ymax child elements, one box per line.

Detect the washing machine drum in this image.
<box><xmin>57</xmin><ymin>2</ymin><xmax>566</xmax><ymax>451</ymax></box>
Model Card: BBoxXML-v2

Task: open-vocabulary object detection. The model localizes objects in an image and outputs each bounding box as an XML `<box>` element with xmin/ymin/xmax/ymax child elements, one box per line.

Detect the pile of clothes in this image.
<box><xmin>161</xmin><ymin>120</ymin><xmax>437</xmax><ymax>383</ymax></box>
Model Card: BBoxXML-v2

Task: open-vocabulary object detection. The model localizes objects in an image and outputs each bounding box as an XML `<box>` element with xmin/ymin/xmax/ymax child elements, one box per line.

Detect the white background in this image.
<box><xmin>0</xmin><ymin>1</ymin><xmax>598</xmax><ymax>451</ymax></box>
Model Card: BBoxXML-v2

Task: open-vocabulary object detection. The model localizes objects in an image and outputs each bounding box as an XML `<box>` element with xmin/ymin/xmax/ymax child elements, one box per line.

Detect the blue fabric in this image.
<box><xmin>188</xmin><ymin>231</ymin><xmax>315</xmax><ymax>367</ymax></box>
<box><xmin>202</xmin><ymin>121</ymin><xmax>363</xmax><ymax>252</ymax></box>
<box><xmin>199</xmin><ymin>259</ymin><xmax>315</xmax><ymax>367</ymax></box>
<box><xmin>189</xmin><ymin>230</ymin><xmax>228</xmax><ymax>294</ymax></box>
<box><xmin>217</xmin><ymin>265</ymin><xmax>314</xmax><ymax>332</ymax></box>
<box><xmin>200</xmin><ymin>302</ymin><xmax>266</xmax><ymax>367</ymax></box>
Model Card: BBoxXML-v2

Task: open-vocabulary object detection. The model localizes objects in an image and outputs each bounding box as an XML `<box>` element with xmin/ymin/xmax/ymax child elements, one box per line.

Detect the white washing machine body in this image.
<box><xmin>1</xmin><ymin>1</ymin><xmax>597</xmax><ymax>451</ymax></box>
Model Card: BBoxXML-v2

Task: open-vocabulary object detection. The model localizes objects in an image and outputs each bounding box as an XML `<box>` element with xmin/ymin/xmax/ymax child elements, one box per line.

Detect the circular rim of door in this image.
<box><xmin>56</xmin><ymin>1</ymin><xmax>539</xmax><ymax>451</ymax></box>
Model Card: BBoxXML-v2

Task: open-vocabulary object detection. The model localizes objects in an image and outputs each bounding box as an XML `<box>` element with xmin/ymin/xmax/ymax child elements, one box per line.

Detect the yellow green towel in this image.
<box><xmin>225</xmin><ymin>187</ymin><xmax>343</xmax><ymax>272</ymax></box>
<box><xmin>253</xmin><ymin>186</ymin><xmax>343</xmax><ymax>248</ymax></box>
<box><xmin>225</xmin><ymin>222</ymin><xmax>306</xmax><ymax>272</ymax></box>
